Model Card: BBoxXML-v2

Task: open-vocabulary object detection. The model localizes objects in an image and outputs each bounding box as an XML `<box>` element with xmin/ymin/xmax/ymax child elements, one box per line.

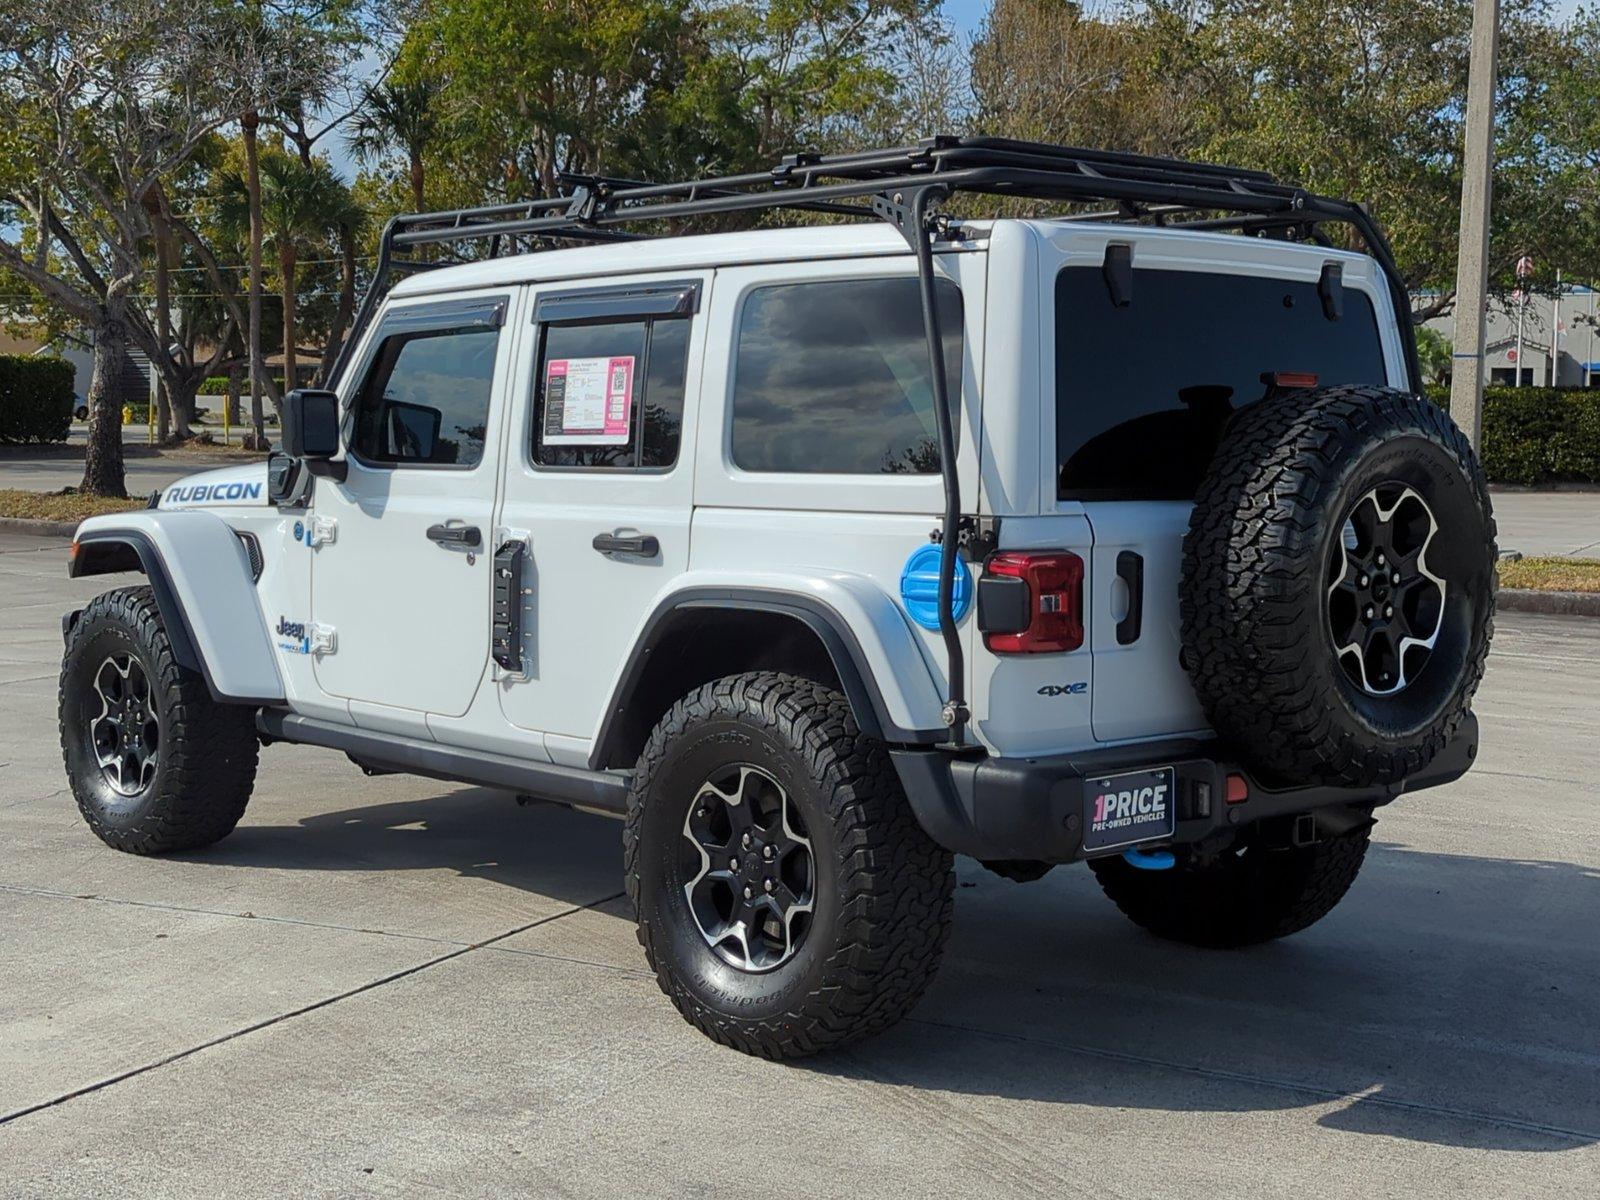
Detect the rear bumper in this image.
<box><xmin>891</xmin><ymin>713</ymin><xmax>1479</xmax><ymax>863</ymax></box>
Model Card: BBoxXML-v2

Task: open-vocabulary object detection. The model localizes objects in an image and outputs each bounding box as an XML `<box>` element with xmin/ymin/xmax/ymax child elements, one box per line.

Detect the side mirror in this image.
<box><xmin>282</xmin><ymin>389</ymin><xmax>341</xmax><ymax>459</ymax></box>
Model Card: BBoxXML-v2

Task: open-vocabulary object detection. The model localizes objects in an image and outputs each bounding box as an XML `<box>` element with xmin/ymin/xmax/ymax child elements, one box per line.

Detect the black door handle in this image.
<box><xmin>1115</xmin><ymin>550</ymin><xmax>1144</xmax><ymax>645</ymax></box>
<box><xmin>592</xmin><ymin>531</ymin><xmax>659</xmax><ymax>557</ymax></box>
<box><xmin>427</xmin><ymin>523</ymin><xmax>482</xmax><ymax>547</ymax></box>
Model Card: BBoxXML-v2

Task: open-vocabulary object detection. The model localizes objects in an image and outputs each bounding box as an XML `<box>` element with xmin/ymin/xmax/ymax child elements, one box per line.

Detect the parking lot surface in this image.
<box><xmin>2</xmin><ymin>528</ymin><xmax>1597</xmax><ymax>1197</ymax></box>
<box><xmin>0</xmin><ymin>444</ymin><xmax>250</xmax><ymax>499</ymax></box>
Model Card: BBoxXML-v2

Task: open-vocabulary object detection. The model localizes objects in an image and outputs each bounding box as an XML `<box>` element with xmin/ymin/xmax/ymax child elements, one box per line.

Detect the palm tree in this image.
<box><xmin>314</xmin><ymin>182</ymin><xmax>367</xmax><ymax>386</ymax></box>
<box><xmin>348</xmin><ymin>79</ymin><xmax>445</xmax><ymax>211</ymax></box>
<box><xmin>219</xmin><ymin>151</ymin><xmax>347</xmax><ymax>395</ymax></box>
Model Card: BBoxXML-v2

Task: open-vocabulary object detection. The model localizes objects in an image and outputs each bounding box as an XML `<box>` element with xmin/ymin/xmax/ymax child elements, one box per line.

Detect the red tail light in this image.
<box><xmin>982</xmin><ymin>552</ymin><xmax>1084</xmax><ymax>653</ymax></box>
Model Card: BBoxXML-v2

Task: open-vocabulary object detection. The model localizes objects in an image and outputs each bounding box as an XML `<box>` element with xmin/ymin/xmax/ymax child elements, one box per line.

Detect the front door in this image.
<box><xmin>495</xmin><ymin>273</ymin><xmax>708</xmax><ymax>756</ymax></box>
<box><xmin>311</xmin><ymin>292</ymin><xmax>519</xmax><ymax>718</ymax></box>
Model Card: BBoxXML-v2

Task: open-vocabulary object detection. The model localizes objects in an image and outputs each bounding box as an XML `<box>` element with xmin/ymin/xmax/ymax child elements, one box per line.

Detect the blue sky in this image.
<box><xmin>941</xmin><ymin>0</ymin><xmax>989</xmax><ymax>34</ymax></box>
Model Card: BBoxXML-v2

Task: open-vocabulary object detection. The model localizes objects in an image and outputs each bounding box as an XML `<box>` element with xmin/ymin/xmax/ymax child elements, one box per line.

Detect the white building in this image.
<box><xmin>1422</xmin><ymin>285</ymin><xmax>1600</xmax><ymax>388</ymax></box>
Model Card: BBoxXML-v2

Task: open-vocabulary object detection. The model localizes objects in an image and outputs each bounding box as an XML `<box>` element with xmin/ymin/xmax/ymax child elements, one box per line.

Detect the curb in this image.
<box><xmin>1497</xmin><ymin>588</ymin><xmax>1600</xmax><ymax>618</ymax></box>
<box><xmin>0</xmin><ymin>517</ymin><xmax>77</xmax><ymax>538</ymax></box>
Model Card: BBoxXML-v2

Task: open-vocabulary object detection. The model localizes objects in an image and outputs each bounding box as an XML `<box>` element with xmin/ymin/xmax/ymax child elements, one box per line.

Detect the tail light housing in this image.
<box><xmin>980</xmin><ymin>551</ymin><xmax>1084</xmax><ymax>653</ymax></box>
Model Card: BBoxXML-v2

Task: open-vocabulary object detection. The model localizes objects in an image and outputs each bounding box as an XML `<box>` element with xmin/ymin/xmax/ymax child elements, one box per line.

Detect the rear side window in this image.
<box><xmin>730</xmin><ymin>277</ymin><xmax>963</xmax><ymax>474</ymax></box>
<box><xmin>533</xmin><ymin>316</ymin><xmax>691</xmax><ymax>470</ymax></box>
<box><xmin>1055</xmin><ymin>266</ymin><xmax>1387</xmax><ymax>500</ymax></box>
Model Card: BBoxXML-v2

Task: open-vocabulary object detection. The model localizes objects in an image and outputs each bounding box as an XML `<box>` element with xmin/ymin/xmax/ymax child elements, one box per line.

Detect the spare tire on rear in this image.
<box><xmin>1181</xmin><ymin>385</ymin><xmax>1495</xmax><ymax>788</ymax></box>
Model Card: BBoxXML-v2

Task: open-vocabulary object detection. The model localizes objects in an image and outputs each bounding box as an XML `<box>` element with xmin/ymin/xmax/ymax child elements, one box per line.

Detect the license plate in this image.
<box><xmin>1083</xmin><ymin>767</ymin><xmax>1176</xmax><ymax>852</ymax></box>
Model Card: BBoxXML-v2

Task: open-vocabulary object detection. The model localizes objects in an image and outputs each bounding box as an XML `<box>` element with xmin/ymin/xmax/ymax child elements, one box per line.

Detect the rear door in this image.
<box><xmin>1044</xmin><ymin>232</ymin><xmax>1402</xmax><ymax>744</ymax></box>
<box><xmin>494</xmin><ymin>273</ymin><xmax>707</xmax><ymax>758</ymax></box>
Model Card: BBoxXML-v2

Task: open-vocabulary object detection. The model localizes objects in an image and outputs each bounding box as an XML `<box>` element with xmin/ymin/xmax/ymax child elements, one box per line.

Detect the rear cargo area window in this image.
<box><xmin>731</xmin><ymin>277</ymin><xmax>963</xmax><ymax>474</ymax></box>
<box><xmin>1055</xmin><ymin>266</ymin><xmax>1387</xmax><ymax>500</ymax></box>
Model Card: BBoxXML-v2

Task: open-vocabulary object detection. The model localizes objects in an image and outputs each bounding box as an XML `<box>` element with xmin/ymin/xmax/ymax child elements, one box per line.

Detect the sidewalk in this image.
<box><xmin>0</xmin><ymin>433</ymin><xmax>261</xmax><ymax>497</ymax></box>
<box><xmin>1489</xmin><ymin>489</ymin><xmax>1600</xmax><ymax>559</ymax></box>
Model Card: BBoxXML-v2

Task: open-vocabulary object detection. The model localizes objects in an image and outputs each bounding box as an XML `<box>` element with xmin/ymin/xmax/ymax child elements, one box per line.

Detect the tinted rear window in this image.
<box><xmin>1055</xmin><ymin>266</ymin><xmax>1387</xmax><ymax>500</ymax></box>
<box><xmin>731</xmin><ymin>277</ymin><xmax>963</xmax><ymax>474</ymax></box>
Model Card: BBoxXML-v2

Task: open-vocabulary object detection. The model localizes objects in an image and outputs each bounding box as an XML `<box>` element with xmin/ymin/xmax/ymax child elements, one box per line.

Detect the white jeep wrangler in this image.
<box><xmin>59</xmin><ymin>139</ymin><xmax>1494</xmax><ymax>1058</ymax></box>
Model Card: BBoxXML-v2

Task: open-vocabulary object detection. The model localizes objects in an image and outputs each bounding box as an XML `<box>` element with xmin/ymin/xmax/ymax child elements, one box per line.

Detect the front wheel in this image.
<box><xmin>625</xmin><ymin>672</ymin><xmax>954</xmax><ymax>1059</ymax></box>
<box><xmin>59</xmin><ymin>587</ymin><xmax>258</xmax><ymax>854</ymax></box>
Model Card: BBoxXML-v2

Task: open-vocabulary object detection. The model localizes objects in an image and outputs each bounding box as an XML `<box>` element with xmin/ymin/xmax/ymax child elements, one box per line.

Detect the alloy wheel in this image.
<box><xmin>89</xmin><ymin>654</ymin><xmax>161</xmax><ymax>796</ymax></box>
<box><xmin>1325</xmin><ymin>484</ymin><xmax>1447</xmax><ymax>695</ymax></box>
<box><xmin>680</xmin><ymin>765</ymin><xmax>815</xmax><ymax>972</ymax></box>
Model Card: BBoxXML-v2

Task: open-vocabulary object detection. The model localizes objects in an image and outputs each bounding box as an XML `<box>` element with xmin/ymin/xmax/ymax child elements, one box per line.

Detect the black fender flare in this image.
<box><xmin>588</xmin><ymin>587</ymin><xmax>944</xmax><ymax>771</ymax></box>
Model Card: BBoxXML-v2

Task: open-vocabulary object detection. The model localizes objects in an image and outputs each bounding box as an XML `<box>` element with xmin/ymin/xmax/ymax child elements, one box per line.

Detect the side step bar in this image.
<box><xmin>255</xmin><ymin>711</ymin><xmax>630</xmax><ymax>815</ymax></box>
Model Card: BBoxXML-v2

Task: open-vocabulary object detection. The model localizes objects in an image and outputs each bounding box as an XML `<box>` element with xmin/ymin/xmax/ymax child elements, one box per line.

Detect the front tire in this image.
<box><xmin>59</xmin><ymin>587</ymin><xmax>258</xmax><ymax>854</ymax></box>
<box><xmin>625</xmin><ymin>672</ymin><xmax>954</xmax><ymax>1059</ymax></box>
<box><xmin>1089</xmin><ymin>823</ymin><xmax>1371</xmax><ymax>948</ymax></box>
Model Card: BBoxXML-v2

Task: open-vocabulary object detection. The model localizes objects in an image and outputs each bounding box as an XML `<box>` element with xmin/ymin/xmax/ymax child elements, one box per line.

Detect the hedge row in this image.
<box><xmin>0</xmin><ymin>355</ymin><xmax>74</xmax><ymax>444</ymax></box>
<box><xmin>199</xmin><ymin>375</ymin><xmax>286</xmax><ymax>395</ymax></box>
<box><xmin>1427</xmin><ymin>386</ymin><xmax>1600</xmax><ymax>485</ymax></box>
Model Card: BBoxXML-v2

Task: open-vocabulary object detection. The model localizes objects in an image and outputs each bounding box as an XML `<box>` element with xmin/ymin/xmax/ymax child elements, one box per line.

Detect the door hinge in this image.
<box><xmin>309</xmin><ymin>623</ymin><xmax>337</xmax><ymax>657</ymax></box>
<box><xmin>308</xmin><ymin>515</ymin><xmax>338</xmax><ymax>547</ymax></box>
<box><xmin>492</xmin><ymin>532</ymin><xmax>532</xmax><ymax>680</ymax></box>
<box><xmin>930</xmin><ymin>515</ymin><xmax>1001</xmax><ymax>564</ymax></box>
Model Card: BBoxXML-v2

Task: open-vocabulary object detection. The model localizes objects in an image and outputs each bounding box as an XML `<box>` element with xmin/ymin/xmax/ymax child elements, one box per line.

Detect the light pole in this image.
<box><xmin>1450</xmin><ymin>0</ymin><xmax>1500</xmax><ymax>447</ymax></box>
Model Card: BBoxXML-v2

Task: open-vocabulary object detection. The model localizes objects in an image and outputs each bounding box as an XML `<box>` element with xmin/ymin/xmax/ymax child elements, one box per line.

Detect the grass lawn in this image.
<box><xmin>1498</xmin><ymin>556</ymin><xmax>1600</xmax><ymax>593</ymax></box>
<box><xmin>0</xmin><ymin>489</ymin><xmax>146</xmax><ymax>523</ymax></box>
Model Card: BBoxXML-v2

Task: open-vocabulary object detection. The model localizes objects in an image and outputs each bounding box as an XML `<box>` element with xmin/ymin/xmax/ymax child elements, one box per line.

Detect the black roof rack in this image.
<box><xmin>327</xmin><ymin>136</ymin><xmax>1421</xmax><ymax>748</ymax></box>
<box><xmin>341</xmin><ymin>136</ymin><xmax>1417</xmax><ymax>388</ymax></box>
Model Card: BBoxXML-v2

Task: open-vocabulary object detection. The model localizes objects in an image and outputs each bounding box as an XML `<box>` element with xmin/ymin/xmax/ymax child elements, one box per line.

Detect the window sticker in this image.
<box><xmin>542</xmin><ymin>355</ymin><xmax>635</xmax><ymax>445</ymax></box>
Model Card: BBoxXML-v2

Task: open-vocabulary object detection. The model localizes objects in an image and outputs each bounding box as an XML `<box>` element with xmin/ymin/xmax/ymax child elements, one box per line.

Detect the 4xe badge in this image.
<box><xmin>1038</xmin><ymin>681</ymin><xmax>1087</xmax><ymax>697</ymax></box>
<box><xmin>1083</xmin><ymin>767</ymin><xmax>1176</xmax><ymax>852</ymax></box>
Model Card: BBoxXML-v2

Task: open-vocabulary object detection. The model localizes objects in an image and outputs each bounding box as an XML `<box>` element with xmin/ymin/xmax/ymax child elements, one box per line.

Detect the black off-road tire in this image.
<box><xmin>59</xmin><ymin>587</ymin><xmax>258</xmax><ymax>854</ymax></box>
<box><xmin>1090</xmin><ymin>824</ymin><xmax>1371</xmax><ymax>948</ymax></box>
<box><xmin>624</xmin><ymin>671</ymin><xmax>955</xmax><ymax>1059</ymax></box>
<box><xmin>1182</xmin><ymin>386</ymin><xmax>1495</xmax><ymax>788</ymax></box>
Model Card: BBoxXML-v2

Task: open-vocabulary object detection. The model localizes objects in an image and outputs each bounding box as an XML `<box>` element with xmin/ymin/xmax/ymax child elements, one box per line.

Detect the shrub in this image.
<box><xmin>1425</xmin><ymin>385</ymin><xmax>1600</xmax><ymax>485</ymax></box>
<box><xmin>199</xmin><ymin>375</ymin><xmax>285</xmax><ymax>395</ymax></box>
<box><xmin>0</xmin><ymin>355</ymin><xmax>74</xmax><ymax>444</ymax></box>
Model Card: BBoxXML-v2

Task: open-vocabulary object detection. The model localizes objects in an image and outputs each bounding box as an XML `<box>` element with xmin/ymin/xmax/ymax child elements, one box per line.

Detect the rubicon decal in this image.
<box><xmin>165</xmin><ymin>481</ymin><xmax>263</xmax><ymax>505</ymax></box>
<box><xmin>1082</xmin><ymin>767</ymin><xmax>1176</xmax><ymax>851</ymax></box>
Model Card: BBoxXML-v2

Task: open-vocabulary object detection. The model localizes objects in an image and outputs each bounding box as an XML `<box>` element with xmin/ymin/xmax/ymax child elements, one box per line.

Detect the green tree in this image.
<box><xmin>971</xmin><ymin>0</ymin><xmax>1206</xmax><ymax>156</ymax></box>
<box><xmin>0</xmin><ymin>0</ymin><xmax>306</xmax><ymax>494</ymax></box>
<box><xmin>1165</xmin><ymin>0</ymin><xmax>1581</xmax><ymax>318</ymax></box>
<box><xmin>1416</xmin><ymin>325</ymin><xmax>1454</xmax><ymax>385</ymax></box>
<box><xmin>219</xmin><ymin>150</ymin><xmax>352</xmax><ymax>401</ymax></box>
<box><xmin>349</xmin><ymin>79</ymin><xmax>447</xmax><ymax>211</ymax></box>
<box><xmin>389</xmin><ymin>0</ymin><xmax>937</xmax><ymax>205</ymax></box>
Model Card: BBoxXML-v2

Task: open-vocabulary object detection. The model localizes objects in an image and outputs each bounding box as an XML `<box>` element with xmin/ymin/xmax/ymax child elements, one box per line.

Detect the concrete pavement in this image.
<box><xmin>1490</xmin><ymin>489</ymin><xmax>1600</xmax><ymax>558</ymax></box>
<box><xmin>0</xmin><ymin>443</ymin><xmax>256</xmax><ymax>499</ymax></box>
<box><xmin>1</xmin><ymin>530</ymin><xmax>1598</xmax><ymax>1197</ymax></box>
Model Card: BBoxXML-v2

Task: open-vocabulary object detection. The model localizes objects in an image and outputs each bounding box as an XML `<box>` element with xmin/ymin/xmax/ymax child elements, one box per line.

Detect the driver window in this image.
<box><xmin>351</xmin><ymin>322</ymin><xmax>500</xmax><ymax>467</ymax></box>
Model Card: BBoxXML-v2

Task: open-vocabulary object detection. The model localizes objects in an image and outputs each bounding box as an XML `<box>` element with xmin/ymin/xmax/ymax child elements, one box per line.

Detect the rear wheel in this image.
<box><xmin>59</xmin><ymin>587</ymin><xmax>258</xmax><ymax>854</ymax></box>
<box><xmin>625</xmin><ymin>671</ymin><xmax>954</xmax><ymax>1059</ymax></box>
<box><xmin>1089</xmin><ymin>823</ymin><xmax>1371</xmax><ymax>948</ymax></box>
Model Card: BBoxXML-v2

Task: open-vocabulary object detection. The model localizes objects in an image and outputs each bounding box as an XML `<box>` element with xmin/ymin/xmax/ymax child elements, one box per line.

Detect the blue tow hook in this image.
<box><xmin>1122</xmin><ymin>847</ymin><xmax>1176</xmax><ymax>871</ymax></box>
